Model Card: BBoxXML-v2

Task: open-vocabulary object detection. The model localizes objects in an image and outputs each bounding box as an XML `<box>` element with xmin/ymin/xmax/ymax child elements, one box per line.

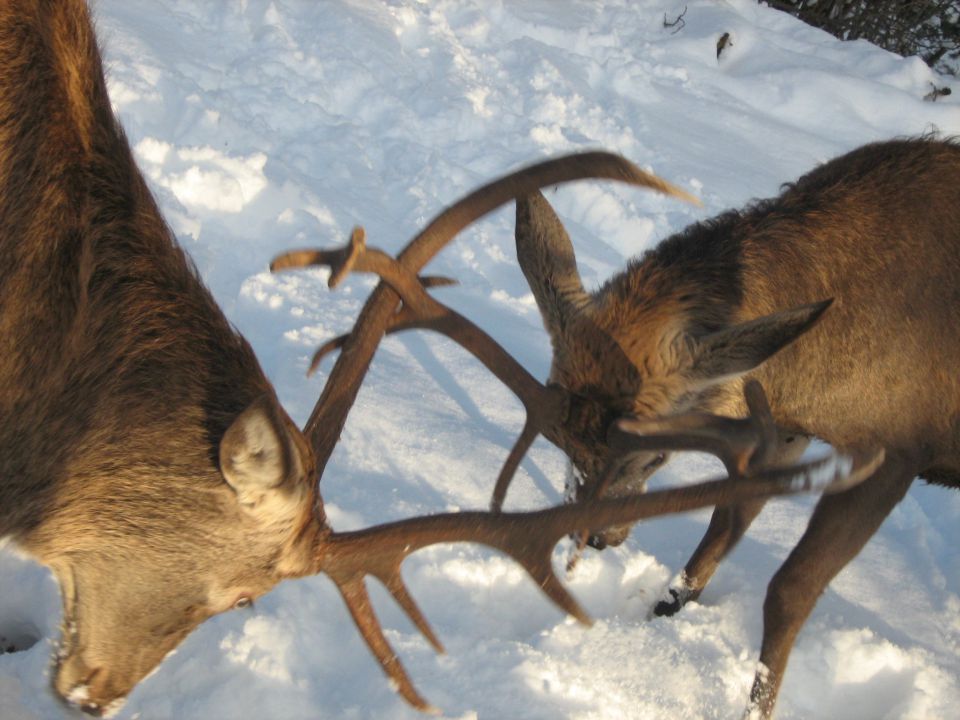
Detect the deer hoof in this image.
<box><xmin>653</xmin><ymin>588</ymin><xmax>684</xmax><ymax>616</ymax></box>
<box><xmin>653</xmin><ymin>582</ymin><xmax>699</xmax><ymax>617</ymax></box>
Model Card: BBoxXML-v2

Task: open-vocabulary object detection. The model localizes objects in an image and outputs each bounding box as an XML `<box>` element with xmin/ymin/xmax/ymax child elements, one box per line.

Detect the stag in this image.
<box><xmin>510</xmin><ymin>138</ymin><xmax>960</xmax><ymax>717</ymax></box>
<box><xmin>0</xmin><ymin>1</ymin><xmax>881</xmax><ymax>716</ymax></box>
<box><xmin>285</xmin><ymin>136</ymin><xmax>959</xmax><ymax>717</ymax></box>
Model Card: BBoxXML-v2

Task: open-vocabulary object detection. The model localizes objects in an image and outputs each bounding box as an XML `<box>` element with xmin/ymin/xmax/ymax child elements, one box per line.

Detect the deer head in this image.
<box><xmin>44</xmin><ymin>392</ymin><xmax>321</xmax><ymax>715</ymax></box>
<box><xmin>513</xmin><ymin>190</ymin><xmax>831</xmax><ymax>546</ymax></box>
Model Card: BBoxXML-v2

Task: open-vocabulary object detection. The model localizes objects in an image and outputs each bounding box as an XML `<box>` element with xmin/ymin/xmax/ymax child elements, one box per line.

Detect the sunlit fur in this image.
<box><xmin>0</xmin><ymin>1</ymin><xmax>322</xmax><ymax>713</ymax></box>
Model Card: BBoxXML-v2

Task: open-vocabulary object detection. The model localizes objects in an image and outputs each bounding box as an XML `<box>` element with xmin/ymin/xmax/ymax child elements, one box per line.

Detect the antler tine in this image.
<box><xmin>318</xmin><ymin>441</ymin><xmax>880</xmax><ymax>709</ymax></box>
<box><xmin>302</xmin><ymin>277</ymin><xmax>457</xmax><ymax>375</ymax></box>
<box><xmin>490</xmin><ymin>419</ymin><xmax>540</xmax><ymax>512</ymax></box>
<box><xmin>271</xmin><ymin>227</ymin><xmax>368</xmax><ymax>288</ymax></box>
<box><xmin>601</xmin><ymin>382</ymin><xmax>884</xmax><ymax>499</ymax></box>
<box><xmin>273</xmin><ymin>151</ymin><xmax>697</xmax><ymax>479</ymax></box>
<box><xmin>276</xmin><ymin>225</ymin><xmax>576</xmax><ymax>502</ymax></box>
<box><xmin>570</xmin><ymin>380</ymin><xmax>840</xmax><ymax>569</ymax></box>
<box><xmin>399</xmin><ymin>151</ymin><xmax>700</xmax><ymax>273</ymax></box>
<box><xmin>742</xmin><ymin>377</ymin><xmax>779</xmax><ymax>469</ymax></box>
<box><xmin>305</xmin><ymin>315</ymin><xmax>423</xmax><ymax>376</ymax></box>
<box><xmin>331</xmin><ymin>574</ymin><xmax>439</xmax><ymax>713</ymax></box>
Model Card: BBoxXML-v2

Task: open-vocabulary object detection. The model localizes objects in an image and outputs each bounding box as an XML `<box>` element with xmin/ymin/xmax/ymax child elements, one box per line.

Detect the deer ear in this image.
<box><xmin>220</xmin><ymin>395</ymin><xmax>302</xmax><ymax>510</ymax></box>
<box><xmin>684</xmin><ymin>300</ymin><xmax>832</xmax><ymax>384</ymax></box>
<box><xmin>516</xmin><ymin>191</ymin><xmax>592</xmax><ymax>339</ymax></box>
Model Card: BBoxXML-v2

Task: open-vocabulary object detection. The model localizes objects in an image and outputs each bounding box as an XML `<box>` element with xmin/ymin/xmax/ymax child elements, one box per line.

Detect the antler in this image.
<box><xmin>562</xmin><ymin>379</ymin><xmax>883</xmax><ymax>565</ymax></box>
<box><xmin>272</xmin><ymin>151</ymin><xmax>699</xmax><ymax>481</ymax></box>
<box><xmin>604</xmin><ymin>379</ymin><xmax>785</xmax><ymax>491</ymax></box>
<box><xmin>272</xmin><ymin>224</ymin><xmax>575</xmax><ymax>509</ymax></box>
<box><xmin>314</xmin><ymin>397</ymin><xmax>882</xmax><ymax>710</ymax></box>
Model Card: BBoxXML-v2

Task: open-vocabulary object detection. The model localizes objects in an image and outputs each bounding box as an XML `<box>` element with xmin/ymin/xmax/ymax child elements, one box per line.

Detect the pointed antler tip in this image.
<box><xmin>268</xmin><ymin>255</ymin><xmax>292</xmax><ymax>273</ymax></box>
<box><xmin>419</xmin><ymin>275</ymin><xmax>458</xmax><ymax>289</ymax></box>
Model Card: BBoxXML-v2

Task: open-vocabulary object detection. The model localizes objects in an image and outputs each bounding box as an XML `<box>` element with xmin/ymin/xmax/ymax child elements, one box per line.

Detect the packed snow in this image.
<box><xmin>2</xmin><ymin>1</ymin><xmax>959</xmax><ymax>718</ymax></box>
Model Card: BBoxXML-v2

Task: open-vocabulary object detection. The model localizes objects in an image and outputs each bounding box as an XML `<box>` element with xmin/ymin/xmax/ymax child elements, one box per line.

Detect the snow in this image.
<box><xmin>1</xmin><ymin>1</ymin><xmax>959</xmax><ymax>718</ymax></box>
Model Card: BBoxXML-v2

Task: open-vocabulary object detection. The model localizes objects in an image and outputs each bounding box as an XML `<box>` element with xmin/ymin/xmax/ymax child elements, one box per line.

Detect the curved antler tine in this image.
<box><xmin>333</xmin><ymin>574</ymin><xmax>438</xmax><ymax>713</ymax></box>
<box><xmin>383</xmin><ymin>574</ymin><xmax>444</xmax><ymax>653</ymax></box>
<box><xmin>812</xmin><ymin>446</ymin><xmax>885</xmax><ymax>493</ymax></box>
<box><xmin>269</xmin><ymin>249</ymin><xmax>335</xmax><ymax>272</ymax></box>
<box><xmin>403</xmin><ymin>151</ymin><xmax>700</xmax><ymax>273</ymax></box>
<box><xmin>271</xmin><ymin>227</ymin><xmax>368</xmax><ymax>289</ymax></box>
<box><xmin>743</xmin><ymin>379</ymin><xmax>779</xmax><ymax>470</ymax></box>
<box><xmin>527</xmin><ymin>556</ymin><xmax>592</xmax><ymax>625</ymax></box>
<box><xmin>490</xmin><ymin>419</ymin><xmax>540</xmax><ymax>512</ymax></box>
<box><xmin>565</xmin><ymin>530</ymin><xmax>590</xmax><ymax>574</ymax></box>
<box><xmin>742</xmin><ymin>445</ymin><xmax>883</xmax><ymax>495</ymax></box>
<box><xmin>419</xmin><ymin>275</ymin><xmax>457</xmax><ymax>289</ymax></box>
<box><xmin>308</xmin><ymin>336</ymin><xmax>348</xmax><ymax>375</ymax></box>
<box><xmin>306</xmin><ymin>314</ymin><xmax>418</xmax><ymax>376</ymax></box>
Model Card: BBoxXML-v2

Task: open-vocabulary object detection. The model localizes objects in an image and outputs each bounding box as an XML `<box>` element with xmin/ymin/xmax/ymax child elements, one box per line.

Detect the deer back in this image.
<box><xmin>735</xmin><ymin>140</ymin><xmax>960</xmax><ymax>457</ymax></box>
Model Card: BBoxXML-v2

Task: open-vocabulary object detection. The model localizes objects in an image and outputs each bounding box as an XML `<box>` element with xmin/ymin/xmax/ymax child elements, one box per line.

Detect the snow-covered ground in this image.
<box><xmin>2</xmin><ymin>1</ymin><xmax>959</xmax><ymax>718</ymax></box>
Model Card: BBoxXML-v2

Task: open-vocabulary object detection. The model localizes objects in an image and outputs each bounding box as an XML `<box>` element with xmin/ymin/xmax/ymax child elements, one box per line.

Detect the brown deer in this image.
<box><xmin>0</xmin><ymin>0</ymin><xmax>877</xmax><ymax>716</ymax></box>
<box><xmin>287</xmin><ymin>139</ymin><xmax>960</xmax><ymax>717</ymax></box>
<box><xmin>497</xmin><ymin>137</ymin><xmax>960</xmax><ymax>717</ymax></box>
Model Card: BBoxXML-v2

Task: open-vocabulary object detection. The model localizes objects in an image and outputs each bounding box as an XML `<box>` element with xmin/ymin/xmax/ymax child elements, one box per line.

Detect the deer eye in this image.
<box><xmin>233</xmin><ymin>596</ymin><xmax>253</xmax><ymax>610</ymax></box>
<box><xmin>643</xmin><ymin>453</ymin><xmax>667</xmax><ymax>472</ymax></box>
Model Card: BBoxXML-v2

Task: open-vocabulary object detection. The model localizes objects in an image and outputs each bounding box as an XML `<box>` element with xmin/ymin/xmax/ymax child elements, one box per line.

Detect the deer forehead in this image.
<box><xmin>551</xmin><ymin>311</ymin><xmax>690</xmax><ymax>390</ymax></box>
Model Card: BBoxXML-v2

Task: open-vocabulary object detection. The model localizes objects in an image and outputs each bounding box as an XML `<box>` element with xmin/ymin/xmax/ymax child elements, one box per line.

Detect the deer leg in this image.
<box><xmin>745</xmin><ymin>451</ymin><xmax>916</xmax><ymax>719</ymax></box>
<box><xmin>654</xmin><ymin>434</ymin><xmax>811</xmax><ymax>617</ymax></box>
<box><xmin>654</xmin><ymin>498</ymin><xmax>766</xmax><ymax>616</ymax></box>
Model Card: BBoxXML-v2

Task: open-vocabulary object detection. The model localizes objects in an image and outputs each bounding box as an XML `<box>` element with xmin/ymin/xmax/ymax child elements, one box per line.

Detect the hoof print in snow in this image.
<box><xmin>0</xmin><ymin>621</ymin><xmax>40</xmax><ymax>655</ymax></box>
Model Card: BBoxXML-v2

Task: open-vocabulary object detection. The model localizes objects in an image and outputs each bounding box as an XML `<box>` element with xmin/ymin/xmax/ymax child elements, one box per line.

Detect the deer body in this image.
<box><xmin>517</xmin><ymin>137</ymin><xmax>960</xmax><ymax>716</ymax></box>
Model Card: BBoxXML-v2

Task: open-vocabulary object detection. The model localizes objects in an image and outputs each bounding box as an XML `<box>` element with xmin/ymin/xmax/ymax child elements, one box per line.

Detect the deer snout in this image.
<box><xmin>54</xmin><ymin>657</ymin><xmax>127</xmax><ymax>718</ymax></box>
<box><xmin>576</xmin><ymin>451</ymin><xmax>669</xmax><ymax>551</ymax></box>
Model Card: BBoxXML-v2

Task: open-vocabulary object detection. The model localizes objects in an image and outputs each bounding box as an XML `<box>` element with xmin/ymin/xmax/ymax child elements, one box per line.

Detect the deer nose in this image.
<box><xmin>79</xmin><ymin>700</ymin><xmax>106</xmax><ymax>717</ymax></box>
<box><xmin>587</xmin><ymin>534</ymin><xmax>607</xmax><ymax>550</ymax></box>
<box><xmin>587</xmin><ymin>524</ymin><xmax>631</xmax><ymax>550</ymax></box>
<box><xmin>67</xmin><ymin>686</ymin><xmax>126</xmax><ymax>718</ymax></box>
<box><xmin>55</xmin><ymin>659</ymin><xmax>127</xmax><ymax>718</ymax></box>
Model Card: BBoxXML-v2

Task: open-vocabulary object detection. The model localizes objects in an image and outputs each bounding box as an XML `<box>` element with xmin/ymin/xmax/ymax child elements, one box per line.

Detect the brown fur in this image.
<box><xmin>516</xmin><ymin>137</ymin><xmax>960</xmax><ymax>717</ymax></box>
<box><xmin>0</xmin><ymin>1</ymin><xmax>322</xmax><ymax>713</ymax></box>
